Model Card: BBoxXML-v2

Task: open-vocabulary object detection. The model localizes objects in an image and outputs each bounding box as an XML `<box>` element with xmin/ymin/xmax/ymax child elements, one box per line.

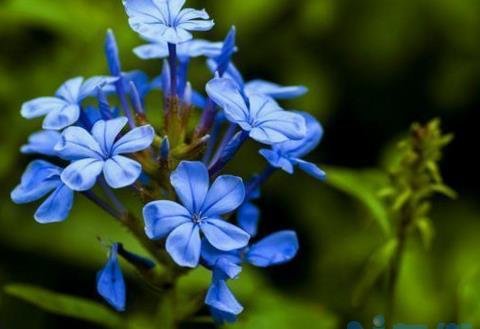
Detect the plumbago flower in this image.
<box><xmin>260</xmin><ymin>111</ymin><xmax>326</xmax><ymax>180</ymax></box>
<box><xmin>10</xmin><ymin>0</ymin><xmax>326</xmax><ymax>325</ymax></box>
<box><xmin>143</xmin><ymin>161</ymin><xmax>250</xmax><ymax>267</ymax></box>
<box><xmin>55</xmin><ymin>117</ymin><xmax>155</xmax><ymax>190</ymax></box>
<box><xmin>123</xmin><ymin>0</ymin><xmax>214</xmax><ymax>44</ymax></box>
<box><xmin>21</xmin><ymin>76</ymin><xmax>117</xmax><ymax>130</ymax></box>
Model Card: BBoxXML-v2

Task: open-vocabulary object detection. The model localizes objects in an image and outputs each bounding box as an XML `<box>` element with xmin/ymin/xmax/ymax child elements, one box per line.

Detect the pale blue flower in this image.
<box><xmin>123</xmin><ymin>0</ymin><xmax>214</xmax><ymax>44</ymax></box>
<box><xmin>21</xmin><ymin>76</ymin><xmax>117</xmax><ymax>130</ymax></box>
<box><xmin>206</xmin><ymin>77</ymin><xmax>307</xmax><ymax>145</ymax></box>
<box><xmin>143</xmin><ymin>161</ymin><xmax>250</xmax><ymax>268</ymax></box>
<box><xmin>259</xmin><ymin>112</ymin><xmax>326</xmax><ymax>180</ymax></box>
<box><xmin>97</xmin><ymin>243</ymin><xmax>126</xmax><ymax>312</ymax></box>
<box><xmin>11</xmin><ymin>160</ymin><xmax>74</xmax><ymax>223</ymax></box>
<box><xmin>55</xmin><ymin>117</ymin><xmax>155</xmax><ymax>191</ymax></box>
<box><xmin>206</xmin><ymin>275</ymin><xmax>243</xmax><ymax>324</ymax></box>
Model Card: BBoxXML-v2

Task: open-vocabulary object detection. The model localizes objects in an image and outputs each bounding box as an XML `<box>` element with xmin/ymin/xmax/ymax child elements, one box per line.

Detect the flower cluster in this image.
<box><xmin>11</xmin><ymin>0</ymin><xmax>325</xmax><ymax>324</ymax></box>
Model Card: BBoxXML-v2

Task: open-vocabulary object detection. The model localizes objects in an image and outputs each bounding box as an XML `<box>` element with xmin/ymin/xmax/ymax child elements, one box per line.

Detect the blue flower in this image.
<box><xmin>237</xmin><ymin>186</ymin><xmax>261</xmax><ymax>237</ymax></box>
<box><xmin>21</xmin><ymin>130</ymin><xmax>62</xmax><ymax>156</ymax></box>
<box><xmin>205</xmin><ymin>276</ymin><xmax>243</xmax><ymax>324</ymax></box>
<box><xmin>97</xmin><ymin>243</ymin><xmax>126</xmax><ymax>312</ymax></box>
<box><xmin>143</xmin><ymin>161</ymin><xmax>250</xmax><ymax>268</ymax></box>
<box><xmin>21</xmin><ymin>76</ymin><xmax>117</xmax><ymax>130</ymax></box>
<box><xmin>206</xmin><ymin>77</ymin><xmax>307</xmax><ymax>145</ymax></box>
<box><xmin>11</xmin><ymin>160</ymin><xmax>74</xmax><ymax>223</ymax></box>
<box><xmin>55</xmin><ymin>117</ymin><xmax>155</xmax><ymax>191</ymax></box>
<box><xmin>134</xmin><ymin>39</ymin><xmax>223</xmax><ymax>62</ymax></box>
<box><xmin>123</xmin><ymin>0</ymin><xmax>214</xmax><ymax>45</ymax></box>
<box><xmin>259</xmin><ymin>112</ymin><xmax>326</xmax><ymax>180</ymax></box>
<box><xmin>202</xmin><ymin>230</ymin><xmax>300</xmax><ymax>269</ymax></box>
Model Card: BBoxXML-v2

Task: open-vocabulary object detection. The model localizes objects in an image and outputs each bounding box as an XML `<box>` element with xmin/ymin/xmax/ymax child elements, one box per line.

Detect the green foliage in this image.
<box><xmin>323</xmin><ymin>165</ymin><xmax>391</xmax><ymax>236</ymax></box>
<box><xmin>3</xmin><ymin>284</ymin><xmax>128</xmax><ymax>328</ymax></box>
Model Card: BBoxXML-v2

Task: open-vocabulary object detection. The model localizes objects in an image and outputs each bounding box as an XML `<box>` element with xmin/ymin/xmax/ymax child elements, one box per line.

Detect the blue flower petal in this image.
<box><xmin>210</xmin><ymin>307</ymin><xmax>238</xmax><ymax>325</ymax></box>
<box><xmin>20</xmin><ymin>97</ymin><xmax>69</xmax><ymax>119</ymax></box>
<box><xmin>293</xmin><ymin>159</ymin><xmax>326</xmax><ymax>181</ymax></box>
<box><xmin>201</xmin><ymin>175</ymin><xmax>245</xmax><ymax>217</ymax></box>
<box><xmin>201</xmin><ymin>241</ymin><xmax>242</xmax><ymax>268</ymax></box>
<box><xmin>213</xmin><ymin>258</ymin><xmax>242</xmax><ymax>281</ymax></box>
<box><xmin>248</xmin><ymin>94</ymin><xmax>306</xmax><ymax>144</ymax></box>
<box><xmin>246</xmin><ymin>230</ymin><xmax>299</xmax><ymax>267</ymax></box>
<box><xmin>133</xmin><ymin>43</ymin><xmax>168</xmax><ymax>60</ymax></box>
<box><xmin>34</xmin><ymin>184</ymin><xmax>74</xmax><ymax>223</ymax></box>
<box><xmin>205</xmin><ymin>280</ymin><xmax>243</xmax><ymax>317</ymax></box>
<box><xmin>61</xmin><ymin>158</ymin><xmax>104</xmax><ymax>191</ymax></box>
<box><xmin>91</xmin><ymin>118</ymin><xmax>128</xmax><ymax>155</ymax></box>
<box><xmin>206</xmin><ymin>78</ymin><xmax>250</xmax><ymax>127</ymax></box>
<box><xmin>258</xmin><ymin>149</ymin><xmax>294</xmax><ymax>174</ymax></box>
<box><xmin>244</xmin><ymin>80</ymin><xmax>308</xmax><ymax>100</ymax></box>
<box><xmin>200</xmin><ymin>218</ymin><xmax>249</xmax><ymax>251</ymax></box>
<box><xmin>78</xmin><ymin>76</ymin><xmax>118</xmax><ymax>101</ymax></box>
<box><xmin>166</xmin><ymin>222</ymin><xmax>201</xmax><ymax>268</ymax></box>
<box><xmin>103</xmin><ymin>155</ymin><xmax>142</xmax><ymax>189</ymax></box>
<box><xmin>170</xmin><ymin>161</ymin><xmax>209</xmax><ymax>213</ymax></box>
<box><xmin>97</xmin><ymin>244</ymin><xmax>126</xmax><ymax>312</ymax></box>
<box><xmin>11</xmin><ymin>160</ymin><xmax>62</xmax><ymax>204</ymax></box>
<box><xmin>55</xmin><ymin>126</ymin><xmax>104</xmax><ymax>161</ymax></box>
<box><xmin>55</xmin><ymin>77</ymin><xmax>84</xmax><ymax>103</ymax></box>
<box><xmin>21</xmin><ymin>130</ymin><xmax>62</xmax><ymax>156</ymax></box>
<box><xmin>42</xmin><ymin>104</ymin><xmax>80</xmax><ymax>130</ymax></box>
<box><xmin>111</xmin><ymin>124</ymin><xmax>155</xmax><ymax>155</ymax></box>
<box><xmin>143</xmin><ymin>200</ymin><xmax>191</xmax><ymax>239</ymax></box>
<box><xmin>274</xmin><ymin>111</ymin><xmax>324</xmax><ymax>159</ymax></box>
<box><xmin>237</xmin><ymin>202</ymin><xmax>260</xmax><ymax>237</ymax></box>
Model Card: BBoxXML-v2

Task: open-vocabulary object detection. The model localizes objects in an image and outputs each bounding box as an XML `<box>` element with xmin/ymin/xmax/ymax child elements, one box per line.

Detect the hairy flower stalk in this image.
<box><xmin>11</xmin><ymin>0</ymin><xmax>326</xmax><ymax>325</ymax></box>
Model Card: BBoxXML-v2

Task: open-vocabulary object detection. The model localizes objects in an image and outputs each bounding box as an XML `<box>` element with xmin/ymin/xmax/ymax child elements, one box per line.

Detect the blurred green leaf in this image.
<box><xmin>415</xmin><ymin>217</ymin><xmax>434</xmax><ymax>250</ymax></box>
<box><xmin>323</xmin><ymin>165</ymin><xmax>391</xmax><ymax>236</ymax></box>
<box><xmin>353</xmin><ymin>238</ymin><xmax>398</xmax><ymax>306</ymax></box>
<box><xmin>3</xmin><ymin>283</ymin><xmax>126</xmax><ymax>328</ymax></box>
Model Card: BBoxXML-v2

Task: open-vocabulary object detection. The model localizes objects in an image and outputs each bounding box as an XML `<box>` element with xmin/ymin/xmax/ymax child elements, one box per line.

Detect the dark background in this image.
<box><xmin>1</xmin><ymin>0</ymin><xmax>480</xmax><ymax>328</ymax></box>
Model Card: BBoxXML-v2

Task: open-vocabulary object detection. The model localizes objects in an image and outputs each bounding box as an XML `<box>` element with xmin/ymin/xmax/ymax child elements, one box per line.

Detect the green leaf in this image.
<box><xmin>415</xmin><ymin>217</ymin><xmax>435</xmax><ymax>250</ymax></box>
<box><xmin>352</xmin><ymin>238</ymin><xmax>398</xmax><ymax>306</ymax></box>
<box><xmin>323</xmin><ymin>165</ymin><xmax>391</xmax><ymax>236</ymax></box>
<box><xmin>4</xmin><ymin>284</ymin><xmax>125</xmax><ymax>328</ymax></box>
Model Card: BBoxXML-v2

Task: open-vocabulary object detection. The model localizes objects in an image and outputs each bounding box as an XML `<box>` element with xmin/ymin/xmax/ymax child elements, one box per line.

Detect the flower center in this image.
<box><xmin>192</xmin><ymin>213</ymin><xmax>203</xmax><ymax>224</ymax></box>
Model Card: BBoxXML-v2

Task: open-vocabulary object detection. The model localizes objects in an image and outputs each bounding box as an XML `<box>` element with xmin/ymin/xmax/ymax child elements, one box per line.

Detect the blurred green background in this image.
<box><xmin>1</xmin><ymin>0</ymin><xmax>480</xmax><ymax>328</ymax></box>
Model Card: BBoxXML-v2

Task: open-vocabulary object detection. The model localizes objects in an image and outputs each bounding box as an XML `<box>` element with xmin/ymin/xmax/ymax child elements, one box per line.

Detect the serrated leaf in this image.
<box><xmin>4</xmin><ymin>284</ymin><xmax>125</xmax><ymax>328</ymax></box>
<box><xmin>323</xmin><ymin>165</ymin><xmax>391</xmax><ymax>236</ymax></box>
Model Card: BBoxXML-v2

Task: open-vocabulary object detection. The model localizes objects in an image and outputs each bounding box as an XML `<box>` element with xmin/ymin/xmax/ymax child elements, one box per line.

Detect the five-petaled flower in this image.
<box><xmin>21</xmin><ymin>76</ymin><xmax>117</xmax><ymax>130</ymax></box>
<box><xmin>11</xmin><ymin>160</ymin><xmax>74</xmax><ymax>223</ymax></box>
<box><xmin>143</xmin><ymin>161</ymin><xmax>250</xmax><ymax>268</ymax></box>
<box><xmin>206</xmin><ymin>77</ymin><xmax>307</xmax><ymax>145</ymax></box>
<box><xmin>55</xmin><ymin>117</ymin><xmax>155</xmax><ymax>191</ymax></box>
<box><xmin>260</xmin><ymin>111</ymin><xmax>326</xmax><ymax>180</ymax></box>
<box><xmin>123</xmin><ymin>0</ymin><xmax>215</xmax><ymax>44</ymax></box>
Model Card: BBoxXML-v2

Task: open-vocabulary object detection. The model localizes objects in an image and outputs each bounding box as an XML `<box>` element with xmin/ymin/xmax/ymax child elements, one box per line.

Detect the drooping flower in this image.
<box><xmin>97</xmin><ymin>243</ymin><xmax>126</xmax><ymax>312</ymax></box>
<box><xmin>206</xmin><ymin>77</ymin><xmax>307</xmax><ymax>145</ymax></box>
<box><xmin>20</xmin><ymin>130</ymin><xmax>62</xmax><ymax>156</ymax></box>
<box><xmin>123</xmin><ymin>0</ymin><xmax>214</xmax><ymax>45</ymax></box>
<box><xmin>259</xmin><ymin>111</ymin><xmax>326</xmax><ymax>180</ymax></box>
<box><xmin>202</xmin><ymin>230</ymin><xmax>300</xmax><ymax>270</ymax></box>
<box><xmin>55</xmin><ymin>117</ymin><xmax>155</xmax><ymax>191</ymax></box>
<box><xmin>21</xmin><ymin>76</ymin><xmax>117</xmax><ymax>130</ymax></box>
<box><xmin>11</xmin><ymin>160</ymin><xmax>74</xmax><ymax>223</ymax></box>
<box><xmin>206</xmin><ymin>275</ymin><xmax>243</xmax><ymax>324</ymax></box>
<box><xmin>143</xmin><ymin>161</ymin><xmax>250</xmax><ymax>268</ymax></box>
